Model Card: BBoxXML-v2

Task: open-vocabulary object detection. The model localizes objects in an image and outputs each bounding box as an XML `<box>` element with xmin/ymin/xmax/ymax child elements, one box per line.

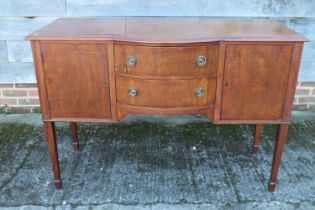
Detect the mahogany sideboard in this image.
<box><xmin>26</xmin><ymin>17</ymin><xmax>307</xmax><ymax>192</ymax></box>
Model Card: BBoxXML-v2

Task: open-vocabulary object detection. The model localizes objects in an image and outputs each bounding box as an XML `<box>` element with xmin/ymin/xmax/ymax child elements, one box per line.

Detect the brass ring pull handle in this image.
<box><xmin>196</xmin><ymin>55</ymin><xmax>207</xmax><ymax>67</ymax></box>
<box><xmin>128</xmin><ymin>87</ymin><xmax>137</xmax><ymax>97</ymax></box>
<box><xmin>126</xmin><ymin>55</ymin><xmax>137</xmax><ymax>67</ymax></box>
<box><xmin>195</xmin><ymin>87</ymin><xmax>205</xmax><ymax>97</ymax></box>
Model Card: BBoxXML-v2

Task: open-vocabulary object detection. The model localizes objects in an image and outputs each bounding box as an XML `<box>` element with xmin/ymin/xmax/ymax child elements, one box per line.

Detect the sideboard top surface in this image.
<box><xmin>26</xmin><ymin>17</ymin><xmax>307</xmax><ymax>43</ymax></box>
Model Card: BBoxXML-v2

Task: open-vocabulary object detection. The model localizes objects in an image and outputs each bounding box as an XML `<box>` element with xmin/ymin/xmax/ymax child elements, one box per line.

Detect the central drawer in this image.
<box><xmin>114</xmin><ymin>44</ymin><xmax>219</xmax><ymax>76</ymax></box>
<box><xmin>116</xmin><ymin>76</ymin><xmax>216</xmax><ymax>107</ymax></box>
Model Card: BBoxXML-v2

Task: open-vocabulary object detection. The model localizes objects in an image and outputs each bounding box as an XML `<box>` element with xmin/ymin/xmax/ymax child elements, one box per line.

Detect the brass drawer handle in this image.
<box><xmin>128</xmin><ymin>87</ymin><xmax>137</xmax><ymax>97</ymax></box>
<box><xmin>126</xmin><ymin>55</ymin><xmax>137</xmax><ymax>67</ymax></box>
<box><xmin>196</xmin><ymin>55</ymin><xmax>207</xmax><ymax>67</ymax></box>
<box><xmin>195</xmin><ymin>87</ymin><xmax>205</xmax><ymax>97</ymax></box>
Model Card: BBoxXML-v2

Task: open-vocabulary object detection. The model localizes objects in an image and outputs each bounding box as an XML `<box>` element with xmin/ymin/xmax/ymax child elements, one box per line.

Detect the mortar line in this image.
<box><xmin>65</xmin><ymin>0</ymin><xmax>67</xmax><ymax>16</ymax></box>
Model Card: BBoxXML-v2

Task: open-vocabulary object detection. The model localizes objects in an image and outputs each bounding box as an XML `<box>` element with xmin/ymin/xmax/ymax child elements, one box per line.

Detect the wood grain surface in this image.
<box><xmin>26</xmin><ymin>17</ymin><xmax>307</xmax><ymax>42</ymax></box>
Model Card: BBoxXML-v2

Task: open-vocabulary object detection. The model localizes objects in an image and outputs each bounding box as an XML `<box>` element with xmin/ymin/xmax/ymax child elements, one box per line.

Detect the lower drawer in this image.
<box><xmin>116</xmin><ymin>76</ymin><xmax>216</xmax><ymax>107</ymax></box>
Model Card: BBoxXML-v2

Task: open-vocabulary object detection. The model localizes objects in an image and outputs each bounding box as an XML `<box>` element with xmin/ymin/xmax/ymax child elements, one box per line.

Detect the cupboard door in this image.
<box><xmin>221</xmin><ymin>44</ymin><xmax>293</xmax><ymax>121</ymax></box>
<box><xmin>41</xmin><ymin>43</ymin><xmax>111</xmax><ymax>119</ymax></box>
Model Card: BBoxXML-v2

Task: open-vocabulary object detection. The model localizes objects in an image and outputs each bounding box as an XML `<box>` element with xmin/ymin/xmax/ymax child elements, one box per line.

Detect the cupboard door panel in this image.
<box><xmin>221</xmin><ymin>44</ymin><xmax>293</xmax><ymax>121</ymax></box>
<box><xmin>41</xmin><ymin>43</ymin><xmax>111</xmax><ymax>119</ymax></box>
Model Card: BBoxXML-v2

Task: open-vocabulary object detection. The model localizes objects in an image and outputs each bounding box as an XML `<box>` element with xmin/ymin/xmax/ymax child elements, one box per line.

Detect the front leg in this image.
<box><xmin>43</xmin><ymin>121</ymin><xmax>62</xmax><ymax>189</ymax></box>
<box><xmin>268</xmin><ymin>124</ymin><xmax>289</xmax><ymax>192</ymax></box>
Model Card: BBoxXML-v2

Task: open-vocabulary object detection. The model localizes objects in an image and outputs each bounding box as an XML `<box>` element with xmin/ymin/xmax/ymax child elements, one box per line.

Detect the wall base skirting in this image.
<box><xmin>0</xmin><ymin>82</ymin><xmax>314</xmax><ymax>114</ymax></box>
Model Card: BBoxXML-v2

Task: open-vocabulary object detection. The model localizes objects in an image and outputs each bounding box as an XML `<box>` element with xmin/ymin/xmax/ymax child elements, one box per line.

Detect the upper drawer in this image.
<box><xmin>114</xmin><ymin>44</ymin><xmax>219</xmax><ymax>76</ymax></box>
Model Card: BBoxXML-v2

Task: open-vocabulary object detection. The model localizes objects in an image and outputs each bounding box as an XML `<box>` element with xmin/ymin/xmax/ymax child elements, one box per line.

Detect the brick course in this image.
<box><xmin>2</xmin><ymin>89</ymin><xmax>27</xmax><ymax>97</ymax></box>
<box><xmin>0</xmin><ymin>82</ymin><xmax>315</xmax><ymax>113</ymax></box>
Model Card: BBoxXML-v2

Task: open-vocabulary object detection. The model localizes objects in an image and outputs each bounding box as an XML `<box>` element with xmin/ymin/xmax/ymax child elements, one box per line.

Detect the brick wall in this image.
<box><xmin>294</xmin><ymin>82</ymin><xmax>315</xmax><ymax>110</ymax></box>
<box><xmin>0</xmin><ymin>83</ymin><xmax>39</xmax><ymax>113</ymax></box>
<box><xmin>0</xmin><ymin>82</ymin><xmax>314</xmax><ymax>113</ymax></box>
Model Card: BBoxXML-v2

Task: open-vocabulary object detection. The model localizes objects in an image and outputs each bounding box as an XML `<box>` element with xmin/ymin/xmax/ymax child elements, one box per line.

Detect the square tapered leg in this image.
<box><xmin>268</xmin><ymin>124</ymin><xmax>289</xmax><ymax>192</ymax></box>
<box><xmin>70</xmin><ymin>122</ymin><xmax>79</xmax><ymax>151</ymax></box>
<box><xmin>43</xmin><ymin>121</ymin><xmax>62</xmax><ymax>189</ymax></box>
<box><xmin>252</xmin><ymin>124</ymin><xmax>262</xmax><ymax>154</ymax></box>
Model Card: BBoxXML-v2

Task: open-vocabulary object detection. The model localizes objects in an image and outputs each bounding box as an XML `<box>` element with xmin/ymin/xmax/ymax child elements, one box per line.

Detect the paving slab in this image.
<box><xmin>0</xmin><ymin>111</ymin><xmax>314</xmax><ymax>209</ymax></box>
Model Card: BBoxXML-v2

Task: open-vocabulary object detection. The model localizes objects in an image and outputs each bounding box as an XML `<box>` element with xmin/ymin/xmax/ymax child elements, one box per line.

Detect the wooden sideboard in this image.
<box><xmin>26</xmin><ymin>17</ymin><xmax>307</xmax><ymax>192</ymax></box>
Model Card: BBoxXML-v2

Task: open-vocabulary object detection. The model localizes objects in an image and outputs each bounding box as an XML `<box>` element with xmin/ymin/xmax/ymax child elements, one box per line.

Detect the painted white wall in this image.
<box><xmin>0</xmin><ymin>0</ymin><xmax>314</xmax><ymax>82</ymax></box>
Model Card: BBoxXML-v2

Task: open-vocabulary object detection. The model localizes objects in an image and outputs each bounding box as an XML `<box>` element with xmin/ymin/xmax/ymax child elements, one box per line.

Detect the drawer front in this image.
<box><xmin>116</xmin><ymin>76</ymin><xmax>216</xmax><ymax>107</ymax></box>
<box><xmin>114</xmin><ymin>44</ymin><xmax>219</xmax><ymax>76</ymax></box>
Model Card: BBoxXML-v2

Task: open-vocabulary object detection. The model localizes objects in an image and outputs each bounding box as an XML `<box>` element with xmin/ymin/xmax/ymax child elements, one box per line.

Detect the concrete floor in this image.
<box><xmin>0</xmin><ymin>111</ymin><xmax>315</xmax><ymax>209</ymax></box>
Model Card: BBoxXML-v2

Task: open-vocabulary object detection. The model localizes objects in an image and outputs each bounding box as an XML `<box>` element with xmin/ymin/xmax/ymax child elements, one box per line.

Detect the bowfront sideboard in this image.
<box><xmin>26</xmin><ymin>17</ymin><xmax>307</xmax><ymax>192</ymax></box>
